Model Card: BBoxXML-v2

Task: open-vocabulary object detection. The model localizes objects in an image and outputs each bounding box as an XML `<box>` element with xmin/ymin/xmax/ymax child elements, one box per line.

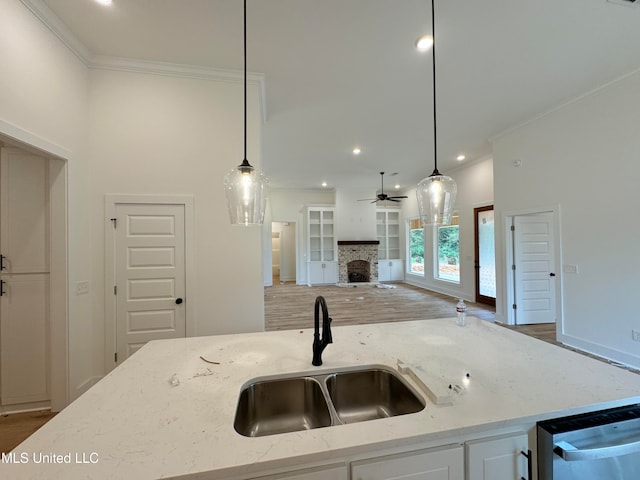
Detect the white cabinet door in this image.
<box><xmin>0</xmin><ymin>148</ymin><xmax>49</xmax><ymax>274</ymax></box>
<box><xmin>390</xmin><ymin>259</ymin><xmax>404</xmax><ymax>281</ymax></box>
<box><xmin>252</xmin><ymin>462</ymin><xmax>347</xmax><ymax>479</ymax></box>
<box><xmin>378</xmin><ymin>261</ymin><xmax>391</xmax><ymax>282</ymax></box>
<box><xmin>352</xmin><ymin>444</ymin><xmax>464</xmax><ymax>480</ymax></box>
<box><xmin>308</xmin><ymin>261</ymin><xmax>337</xmax><ymax>285</ymax></box>
<box><xmin>308</xmin><ymin>262</ymin><xmax>325</xmax><ymax>284</ymax></box>
<box><xmin>466</xmin><ymin>433</ymin><xmax>528</xmax><ymax>480</ymax></box>
<box><xmin>323</xmin><ymin>261</ymin><xmax>338</xmax><ymax>283</ymax></box>
<box><xmin>378</xmin><ymin>260</ymin><xmax>404</xmax><ymax>282</ymax></box>
<box><xmin>0</xmin><ymin>274</ymin><xmax>49</xmax><ymax>405</ymax></box>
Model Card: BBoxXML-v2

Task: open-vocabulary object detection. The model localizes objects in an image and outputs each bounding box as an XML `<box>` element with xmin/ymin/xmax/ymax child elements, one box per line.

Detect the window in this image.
<box><xmin>408</xmin><ymin>218</ymin><xmax>424</xmax><ymax>274</ymax></box>
<box><xmin>435</xmin><ymin>214</ymin><xmax>459</xmax><ymax>283</ymax></box>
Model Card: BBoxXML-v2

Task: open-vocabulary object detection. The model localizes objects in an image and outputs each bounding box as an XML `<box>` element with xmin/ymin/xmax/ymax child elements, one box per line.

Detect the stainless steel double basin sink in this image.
<box><xmin>234</xmin><ymin>365</ymin><xmax>425</xmax><ymax>437</ymax></box>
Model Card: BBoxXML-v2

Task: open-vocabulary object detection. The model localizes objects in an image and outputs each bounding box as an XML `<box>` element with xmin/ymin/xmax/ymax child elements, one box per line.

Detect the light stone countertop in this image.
<box><xmin>3</xmin><ymin>317</ymin><xmax>640</xmax><ymax>479</ymax></box>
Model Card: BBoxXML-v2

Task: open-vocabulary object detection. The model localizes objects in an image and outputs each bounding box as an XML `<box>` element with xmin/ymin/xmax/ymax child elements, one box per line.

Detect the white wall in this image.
<box><xmin>493</xmin><ymin>71</ymin><xmax>640</xmax><ymax>369</ymax></box>
<box><xmin>335</xmin><ymin>188</ymin><xmax>377</xmax><ymax>241</ymax></box>
<box><xmin>269</xmin><ymin>188</ymin><xmax>335</xmax><ymax>221</ymax></box>
<box><xmin>268</xmin><ymin>188</ymin><xmax>335</xmax><ymax>284</ymax></box>
<box><xmin>88</xmin><ymin>69</ymin><xmax>265</xmax><ymax>339</ymax></box>
<box><xmin>402</xmin><ymin>157</ymin><xmax>494</xmax><ymax>301</ymax></box>
<box><xmin>0</xmin><ymin>0</ymin><xmax>93</xmax><ymax>401</ymax></box>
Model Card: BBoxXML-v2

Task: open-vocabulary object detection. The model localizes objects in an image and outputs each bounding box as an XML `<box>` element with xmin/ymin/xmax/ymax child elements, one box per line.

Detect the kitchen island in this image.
<box><xmin>3</xmin><ymin>317</ymin><xmax>640</xmax><ymax>479</ymax></box>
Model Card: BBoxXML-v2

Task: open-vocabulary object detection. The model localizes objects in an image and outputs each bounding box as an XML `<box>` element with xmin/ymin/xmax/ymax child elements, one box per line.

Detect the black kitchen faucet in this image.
<box><xmin>312</xmin><ymin>296</ymin><xmax>332</xmax><ymax>366</ymax></box>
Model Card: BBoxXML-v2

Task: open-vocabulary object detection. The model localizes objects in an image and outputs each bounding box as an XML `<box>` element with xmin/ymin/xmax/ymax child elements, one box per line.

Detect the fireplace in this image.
<box><xmin>337</xmin><ymin>241</ymin><xmax>379</xmax><ymax>284</ymax></box>
<box><xmin>347</xmin><ymin>260</ymin><xmax>370</xmax><ymax>283</ymax></box>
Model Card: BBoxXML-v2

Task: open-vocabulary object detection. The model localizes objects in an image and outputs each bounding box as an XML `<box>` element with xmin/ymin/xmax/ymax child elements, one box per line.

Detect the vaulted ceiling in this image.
<box><xmin>39</xmin><ymin>0</ymin><xmax>640</xmax><ymax>190</ymax></box>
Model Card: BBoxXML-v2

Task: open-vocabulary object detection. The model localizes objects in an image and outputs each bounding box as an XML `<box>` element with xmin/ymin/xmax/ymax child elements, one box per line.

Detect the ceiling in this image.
<box><xmin>39</xmin><ymin>0</ymin><xmax>640</xmax><ymax>191</ymax></box>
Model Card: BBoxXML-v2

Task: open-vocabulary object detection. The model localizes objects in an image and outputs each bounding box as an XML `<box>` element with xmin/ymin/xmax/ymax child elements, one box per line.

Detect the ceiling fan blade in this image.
<box><xmin>370</xmin><ymin>199</ymin><xmax>379</xmax><ymax>204</ymax></box>
<box><xmin>387</xmin><ymin>198</ymin><xmax>401</xmax><ymax>202</ymax></box>
<box><xmin>389</xmin><ymin>196</ymin><xmax>408</xmax><ymax>200</ymax></box>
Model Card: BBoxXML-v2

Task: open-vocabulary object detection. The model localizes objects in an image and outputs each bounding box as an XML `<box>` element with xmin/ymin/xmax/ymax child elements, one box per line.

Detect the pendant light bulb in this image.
<box><xmin>415</xmin><ymin>0</ymin><xmax>457</xmax><ymax>226</ymax></box>
<box><xmin>224</xmin><ymin>1</ymin><xmax>268</xmax><ymax>226</ymax></box>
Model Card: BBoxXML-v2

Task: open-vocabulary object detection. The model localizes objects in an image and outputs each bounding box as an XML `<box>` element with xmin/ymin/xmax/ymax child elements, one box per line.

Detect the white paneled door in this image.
<box><xmin>513</xmin><ymin>213</ymin><xmax>556</xmax><ymax>324</ymax></box>
<box><xmin>114</xmin><ymin>203</ymin><xmax>186</xmax><ymax>363</ymax></box>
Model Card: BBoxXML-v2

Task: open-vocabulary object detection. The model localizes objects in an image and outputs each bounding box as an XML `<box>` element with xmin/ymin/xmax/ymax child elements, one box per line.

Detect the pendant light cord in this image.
<box><xmin>431</xmin><ymin>0</ymin><xmax>440</xmax><ymax>176</ymax></box>
<box><xmin>243</xmin><ymin>0</ymin><xmax>248</xmax><ymax>163</ymax></box>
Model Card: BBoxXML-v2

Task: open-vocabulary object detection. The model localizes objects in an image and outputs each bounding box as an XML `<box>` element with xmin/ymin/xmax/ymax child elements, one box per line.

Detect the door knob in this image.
<box><xmin>175</xmin><ymin>298</ymin><xmax>183</xmax><ymax>305</ymax></box>
<box><xmin>549</xmin><ymin>272</ymin><xmax>556</xmax><ymax>277</ymax></box>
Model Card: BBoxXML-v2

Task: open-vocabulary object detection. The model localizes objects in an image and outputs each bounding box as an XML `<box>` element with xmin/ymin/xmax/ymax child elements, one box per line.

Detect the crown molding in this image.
<box><xmin>20</xmin><ymin>0</ymin><xmax>92</xmax><ymax>65</ymax></box>
<box><xmin>19</xmin><ymin>0</ymin><xmax>268</xmax><ymax>122</ymax></box>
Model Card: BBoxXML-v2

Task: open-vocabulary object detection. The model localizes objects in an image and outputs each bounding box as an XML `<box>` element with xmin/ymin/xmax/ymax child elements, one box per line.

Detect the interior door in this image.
<box><xmin>115</xmin><ymin>203</ymin><xmax>186</xmax><ymax>362</ymax></box>
<box><xmin>513</xmin><ymin>213</ymin><xmax>556</xmax><ymax>324</ymax></box>
<box><xmin>474</xmin><ymin>206</ymin><xmax>496</xmax><ymax>306</ymax></box>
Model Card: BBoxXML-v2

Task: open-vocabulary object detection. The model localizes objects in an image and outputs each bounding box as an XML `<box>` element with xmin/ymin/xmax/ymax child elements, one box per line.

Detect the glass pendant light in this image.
<box><xmin>416</xmin><ymin>0</ymin><xmax>457</xmax><ymax>226</ymax></box>
<box><xmin>224</xmin><ymin>0</ymin><xmax>268</xmax><ymax>226</ymax></box>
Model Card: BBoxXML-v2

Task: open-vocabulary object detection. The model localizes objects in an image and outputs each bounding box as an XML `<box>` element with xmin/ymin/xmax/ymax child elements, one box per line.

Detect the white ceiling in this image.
<box><xmin>39</xmin><ymin>0</ymin><xmax>640</xmax><ymax>191</ymax></box>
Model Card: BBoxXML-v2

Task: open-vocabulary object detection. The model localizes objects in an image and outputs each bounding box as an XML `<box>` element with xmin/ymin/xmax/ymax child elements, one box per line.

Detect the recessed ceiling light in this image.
<box><xmin>321</xmin><ymin>182</ymin><xmax>328</xmax><ymax>187</ymax></box>
<box><xmin>394</xmin><ymin>184</ymin><xmax>401</xmax><ymax>189</ymax></box>
<box><xmin>95</xmin><ymin>0</ymin><xmax>113</xmax><ymax>5</ymax></box>
<box><xmin>352</xmin><ymin>147</ymin><xmax>362</xmax><ymax>155</ymax></box>
<box><xmin>456</xmin><ymin>154</ymin><xmax>466</xmax><ymax>161</ymax></box>
<box><xmin>415</xmin><ymin>35</ymin><xmax>433</xmax><ymax>52</ymax></box>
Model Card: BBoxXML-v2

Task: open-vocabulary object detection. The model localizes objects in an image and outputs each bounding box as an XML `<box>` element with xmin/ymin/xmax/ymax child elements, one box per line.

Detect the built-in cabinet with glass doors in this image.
<box><xmin>306</xmin><ymin>207</ymin><xmax>338</xmax><ymax>285</ymax></box>
<box><xmin>376</xmin><ymin>208</ymin><xmax>404</xmax><ymax>282</ymax></box>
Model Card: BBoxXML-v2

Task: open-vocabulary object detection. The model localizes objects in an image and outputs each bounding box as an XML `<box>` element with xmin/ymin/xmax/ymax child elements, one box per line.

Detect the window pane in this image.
<box><xmin>478</xmin><ymin>210</ymin><xmax>496</xmax><ymax>297</ymax></box>
<box><xmin>437</xmin><ymin>225</ymin><xmax>459</xmax><ymax>282</ymax></box>
<box><xmin>408</xmin><ymin>220</ymin><xmax>424</xmax><ymax>274</ymax></box>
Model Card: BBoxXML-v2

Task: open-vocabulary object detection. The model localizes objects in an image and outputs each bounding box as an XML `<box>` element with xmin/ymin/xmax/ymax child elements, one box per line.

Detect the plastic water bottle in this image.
<box><xmin>456</xmin><ymin>299</ymin><xmax>467</xmax><ymax>326</ymax></box>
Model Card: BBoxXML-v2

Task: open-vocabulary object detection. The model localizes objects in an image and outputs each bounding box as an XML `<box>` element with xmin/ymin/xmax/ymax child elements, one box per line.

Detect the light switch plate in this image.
<box><xmin>563</xmin><ymin>264</ymin><xmax>578</xmax><ymax>274</ymax></box>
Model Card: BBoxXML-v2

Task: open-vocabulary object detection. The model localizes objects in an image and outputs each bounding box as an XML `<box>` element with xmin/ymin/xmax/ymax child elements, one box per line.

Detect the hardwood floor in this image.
<box><xmin>265</xmin><ymin>280</ymin><xmax>496</xmax><ymax>331</ymax></box>
<box><xmin>0</xmin><ymin>410</ymin><xmax>56</xmax><ymax>454</ymax></box>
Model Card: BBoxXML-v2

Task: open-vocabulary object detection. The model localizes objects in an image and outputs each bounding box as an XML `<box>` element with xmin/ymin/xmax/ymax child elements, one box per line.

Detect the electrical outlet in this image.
<box><xmin>76</xmin><ymin>280</ymin><xmax>90</xmax><ymax>295</ymax></box>
<box><xmin>632</xmin><ymin>330</ymin><xmax>640</xmax><ymax>342</ymax></box>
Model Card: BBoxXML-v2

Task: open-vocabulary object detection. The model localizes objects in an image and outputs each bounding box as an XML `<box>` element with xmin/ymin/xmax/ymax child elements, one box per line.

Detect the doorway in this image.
<box><xmin>505</xmin><ymin>210</ymin><xmax>559</xmax><ymax>325</ymax></box>
<box><xmin>474</xmin><ymin>205</ymin><xmax>496</xmax><ymax>306</ymax></box>
<box><xmin>0</xmin><ymin>137</ymin><xmax>68</xmax><ymax>413</ymax></box>
<box><xmin>271</xmin><ymin>222</ymin><xmax>296</xmax><ymax>284</ymax></box>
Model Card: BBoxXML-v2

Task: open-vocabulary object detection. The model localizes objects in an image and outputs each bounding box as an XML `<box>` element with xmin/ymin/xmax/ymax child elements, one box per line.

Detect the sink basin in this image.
<box><xmin>234</xmin><ymin>377</ymin><xmax>332</xmax><ymax>437</ymax></box>
<box><xmin>234</xmin><ymin>366</ymin><xmax>425</xmax><ymax>437</ymax></box>
<box><xmin>326</xmin><ymin>368</ymin><xmax>425</xmax><ymax>423</ymax></box>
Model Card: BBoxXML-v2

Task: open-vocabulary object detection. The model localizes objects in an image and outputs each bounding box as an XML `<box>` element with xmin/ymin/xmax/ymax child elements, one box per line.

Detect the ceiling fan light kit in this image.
<box><xmin>224</xmin><ymin>0</ymin><xmax>268</xmax><ymax>226</ymax></box>
<box><xmin>415</xmin><ymin>0</ymin><xmax>457</xmax><ymax>226</ymax></box>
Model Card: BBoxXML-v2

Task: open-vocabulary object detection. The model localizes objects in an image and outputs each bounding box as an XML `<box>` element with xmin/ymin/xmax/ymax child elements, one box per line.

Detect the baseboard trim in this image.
<box><xmin>558</xmin><ymin>333</ymin><xmax>640</xmax><ymax>371</ymax></box>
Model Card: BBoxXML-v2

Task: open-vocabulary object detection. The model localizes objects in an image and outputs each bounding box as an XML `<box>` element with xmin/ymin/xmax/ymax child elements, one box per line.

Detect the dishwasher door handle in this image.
<box><xmin>554</xmin><ymin>439</ymin><xmax>640</xmax><ymax>461</ymax></box>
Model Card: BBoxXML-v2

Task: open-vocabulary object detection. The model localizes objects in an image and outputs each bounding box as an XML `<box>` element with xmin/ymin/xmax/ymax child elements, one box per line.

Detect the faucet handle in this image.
<box><xmin>324</xmin><ymin>316</ymin><xmax>333</xmax><ymax>344</ymax></box>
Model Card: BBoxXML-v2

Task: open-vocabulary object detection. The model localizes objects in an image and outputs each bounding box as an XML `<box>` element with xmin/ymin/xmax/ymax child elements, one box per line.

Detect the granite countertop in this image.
<box><xmin>4</xmin><ymin>318</ymin><xmax>640</xmax><ymax>479</ymax></box>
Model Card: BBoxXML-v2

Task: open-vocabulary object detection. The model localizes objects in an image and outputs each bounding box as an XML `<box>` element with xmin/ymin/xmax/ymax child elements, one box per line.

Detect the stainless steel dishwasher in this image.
<box><xmin>537</xmin><ymin>403</ymin><xmax>640</xmax><ymax>479</ymax></box>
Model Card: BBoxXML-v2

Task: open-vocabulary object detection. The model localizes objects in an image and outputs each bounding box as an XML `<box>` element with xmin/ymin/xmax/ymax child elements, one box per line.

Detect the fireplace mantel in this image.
<box><xmin>337</xmin><ymin>240</ymin><xmax>380</xmax><ymax>246</ymax></box>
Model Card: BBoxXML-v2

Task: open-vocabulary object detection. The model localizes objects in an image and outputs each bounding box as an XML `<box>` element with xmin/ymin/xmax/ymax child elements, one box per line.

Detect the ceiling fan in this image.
<box><xmin>359</xmin><ymin>172</ymin><xmax>409</xmax><ymax>203</ymax></box>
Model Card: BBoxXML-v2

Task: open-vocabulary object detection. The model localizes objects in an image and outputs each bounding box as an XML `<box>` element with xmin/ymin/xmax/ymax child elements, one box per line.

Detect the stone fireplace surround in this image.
<box><xmin>337</xmin><ymin>240</ymin><xmax>379</xmax><ymax>284</ymax></box>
